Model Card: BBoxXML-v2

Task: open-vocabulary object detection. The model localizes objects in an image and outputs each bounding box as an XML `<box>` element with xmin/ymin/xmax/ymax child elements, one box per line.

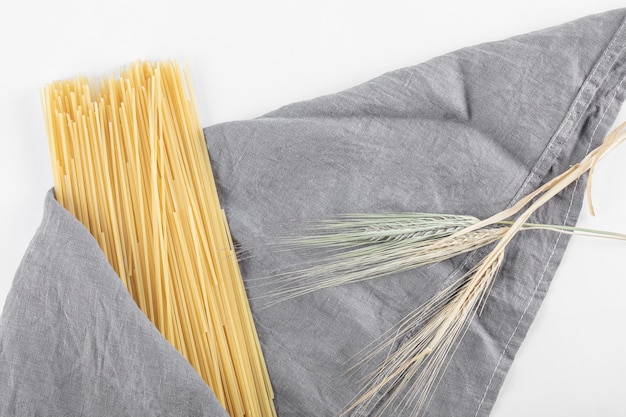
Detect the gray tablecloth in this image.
<box><xmin>2</xmin><ymin>8</ymin><xmax>626</xmax><ymax>417</ymax></box>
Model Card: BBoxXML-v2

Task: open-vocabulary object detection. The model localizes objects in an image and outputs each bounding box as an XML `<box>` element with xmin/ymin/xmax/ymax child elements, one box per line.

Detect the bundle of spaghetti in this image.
<box><xmin>42</xmin><ymin>60</ymin><xmax>276</xmax><ymax>417</ymax></box>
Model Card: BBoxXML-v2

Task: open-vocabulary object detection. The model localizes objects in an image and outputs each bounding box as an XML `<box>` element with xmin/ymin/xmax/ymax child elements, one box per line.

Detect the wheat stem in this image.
<box><xmin>341</xmin><ymin>120</ymin><xmax>626</xmax><ymax>416</ymax></box>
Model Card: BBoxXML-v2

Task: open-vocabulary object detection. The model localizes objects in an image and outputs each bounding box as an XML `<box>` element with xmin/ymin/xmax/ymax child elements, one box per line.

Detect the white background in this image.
<box><xmin>1</xmin><ymin>1</ymin><xmax>625</xmax><ymax>416</ymax></box>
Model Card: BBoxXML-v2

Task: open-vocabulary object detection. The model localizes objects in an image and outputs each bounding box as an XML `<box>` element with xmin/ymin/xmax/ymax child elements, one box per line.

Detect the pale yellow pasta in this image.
<box><xmin>43</xmin><ymin>61</ymin><xmax>276</xmax><ymax>417</ymax></box>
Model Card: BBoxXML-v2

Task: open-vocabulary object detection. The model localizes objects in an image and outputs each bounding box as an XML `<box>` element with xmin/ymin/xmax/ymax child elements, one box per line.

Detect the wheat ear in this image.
<box><xmin>341</xmin><ymin>120</ymin><xmax>626</xmax><ymax>416</ymax></box>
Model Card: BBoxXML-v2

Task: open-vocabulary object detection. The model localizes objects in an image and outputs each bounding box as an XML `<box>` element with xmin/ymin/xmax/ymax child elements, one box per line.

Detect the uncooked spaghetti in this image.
<box><xmin>43</xmin><ymin>60</ymin><xmax>276</xmax><ymax>417</ymax></box>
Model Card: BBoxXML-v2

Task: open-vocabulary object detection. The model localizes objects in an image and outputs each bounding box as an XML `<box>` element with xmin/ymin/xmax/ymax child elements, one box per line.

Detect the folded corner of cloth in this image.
<box><xmin>0</xmin><ymin>189</ymin><xmax>229</xmax><ymax>416</ymax></box>
<box><xmin>3</xmin><ymin>8</ymin><xmax>626</xmax><ymax>417</ymax></box>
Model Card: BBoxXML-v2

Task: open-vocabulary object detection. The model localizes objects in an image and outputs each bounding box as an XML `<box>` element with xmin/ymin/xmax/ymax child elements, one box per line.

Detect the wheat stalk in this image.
<box><xmin>254</xmin><ymin>214</ymin><xmax>626</xmax><ymax>305</ymax></box>
<box><xmin>337</xmin><ymin>120</ymin><xmax>626</xmax><ymax>416</ymax></box>
<box><xmin>257</xmin><ymin>121</ymin><xmax>626</xmax><ymax>416</ymax></box>
<box><xmin>344</xmin><ymin>252</ymin><xmax>504</xmax><ymax>417</ymax></box>
<box><xmin>251</xmin><ymin>216</ymin><xmax>508</xmax><ymax>305</ymax></box>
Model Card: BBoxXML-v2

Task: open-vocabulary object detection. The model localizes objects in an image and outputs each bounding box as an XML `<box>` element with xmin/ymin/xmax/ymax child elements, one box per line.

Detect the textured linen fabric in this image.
<box><xmin>2</xmin><ymin>8</ymin><xmax>626</xmax><ymax>417</ymax></box>
<box><xmin>0</xmin><ymin>191</ymin><xmax>229</xmax><ymax>417</ymax></box>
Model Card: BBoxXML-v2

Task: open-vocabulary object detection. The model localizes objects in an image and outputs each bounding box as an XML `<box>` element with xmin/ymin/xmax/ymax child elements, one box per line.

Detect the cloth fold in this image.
<box><xmin>0</xmin><ymin>191</ymin><xmax>228</xmax><ymax>417</ymax></box>
<box><xmin>2</xmin><ymin>8</ymin><xmax>626</xmax><ymax>417</ymax></box>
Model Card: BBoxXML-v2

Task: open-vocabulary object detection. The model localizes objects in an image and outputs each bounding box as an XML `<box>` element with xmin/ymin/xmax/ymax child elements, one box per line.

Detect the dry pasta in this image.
<box><xmin>42</xmin><ymin>60</ymin><xmax>276</xmax><ymax>417</ymax></box>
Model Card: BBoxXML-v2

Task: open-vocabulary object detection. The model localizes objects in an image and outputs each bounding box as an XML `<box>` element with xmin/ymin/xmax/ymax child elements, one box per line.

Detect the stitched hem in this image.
<box><xmin>473</xmin><ymin>11</ymin><xmax>626</xmax><ymax>417</ymax></box>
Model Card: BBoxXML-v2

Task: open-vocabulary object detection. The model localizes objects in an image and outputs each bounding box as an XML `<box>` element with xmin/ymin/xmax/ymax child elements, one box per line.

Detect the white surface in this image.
<box><xmin>1</xmin><ymin>1</ymin><xmax>625</xmax><ymax>416</ymax></box>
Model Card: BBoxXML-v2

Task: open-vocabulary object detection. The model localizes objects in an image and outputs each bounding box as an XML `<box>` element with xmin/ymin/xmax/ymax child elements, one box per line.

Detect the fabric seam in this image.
<box><xmin>473</xmin><ymin>72</ymin><xmax>626</xmax><ymax>417</ymax></box>
<box><xmin>473</xmin><ymin>15</ymin><xmax>626</xmax><ymax>417</ymax></box>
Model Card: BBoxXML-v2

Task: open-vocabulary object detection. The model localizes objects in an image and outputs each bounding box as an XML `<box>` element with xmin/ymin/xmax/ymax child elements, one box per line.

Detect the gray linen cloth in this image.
<box><xmin>2</xmin><ymin>8</ymin><xmax>626</xmax><ymax>417</ymax></box>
